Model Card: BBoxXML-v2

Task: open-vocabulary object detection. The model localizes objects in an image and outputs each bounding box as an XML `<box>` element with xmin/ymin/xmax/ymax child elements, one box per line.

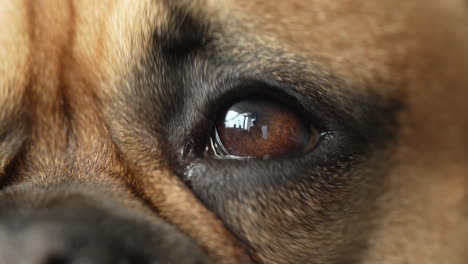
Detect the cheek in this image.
<box><xmin>223</xmin><ymin>190</ymin><xmax>346</xmax><ymax>264</ymax></box>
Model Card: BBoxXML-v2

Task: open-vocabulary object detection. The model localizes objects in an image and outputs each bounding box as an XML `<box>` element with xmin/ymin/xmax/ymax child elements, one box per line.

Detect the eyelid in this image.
<box><xmin>208</xmin><ymin>79</ymin><xmax>331</xmax><ymax>132</ymax></box>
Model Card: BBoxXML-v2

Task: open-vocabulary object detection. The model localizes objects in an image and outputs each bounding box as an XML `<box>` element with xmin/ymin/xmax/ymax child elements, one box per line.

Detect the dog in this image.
<box><xmin>0</xmin><ymin>0</ymin><xmax>467</xmax><ymax>263</ymax></box>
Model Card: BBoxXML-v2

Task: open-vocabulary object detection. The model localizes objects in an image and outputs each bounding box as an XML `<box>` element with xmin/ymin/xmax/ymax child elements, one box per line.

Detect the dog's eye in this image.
<box><xmin>207</xmin><ymin>98</ymin><xmax>320</xmax><ymax>159</ymax></box>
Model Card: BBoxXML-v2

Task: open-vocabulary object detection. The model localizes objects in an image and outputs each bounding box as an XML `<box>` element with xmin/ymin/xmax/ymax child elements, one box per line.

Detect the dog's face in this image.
<box><xmin>1</xmin><ymin>0</ymin><xmax>467</xmax><ymax>263</ymax></box>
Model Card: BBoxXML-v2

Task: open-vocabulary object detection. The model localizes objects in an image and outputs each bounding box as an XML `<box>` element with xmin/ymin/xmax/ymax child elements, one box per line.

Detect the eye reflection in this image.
<box><xmin>224</xmin><ymin>111</ymin><xmax>257</xmax><ymax>131</ymax></box>
<box><xmin>207</xmin><ymin>98</ymin><xmax>320</xmax><ymax>159</ymax></box>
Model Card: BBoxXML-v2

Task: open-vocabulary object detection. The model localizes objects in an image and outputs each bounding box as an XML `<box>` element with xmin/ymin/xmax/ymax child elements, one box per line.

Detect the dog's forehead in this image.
<box><xmin>6</xmin><ymin>0</ymin><xmax>466</xmax><ymax>102</ymax></box>
<box><xmin>234</xmin><ymin>0</ymin><xmax>467</xmax><ymax>81</ymax></box>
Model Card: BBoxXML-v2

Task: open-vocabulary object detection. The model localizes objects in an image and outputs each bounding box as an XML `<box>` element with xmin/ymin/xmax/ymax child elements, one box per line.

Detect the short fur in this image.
<box><xmin>0</xmin><ymin>0</ymin><xmax>467</xmax><ymax>263</ymax></box>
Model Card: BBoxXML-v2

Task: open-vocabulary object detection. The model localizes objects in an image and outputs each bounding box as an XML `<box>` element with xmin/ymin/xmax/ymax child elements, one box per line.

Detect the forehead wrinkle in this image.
<box><xmin>71</xmin><ymin>0</ymin><xmax>168</xmax><ymax>84</ymax></box>
<box><xmin>0</xmin><ymin>0</ymin><xmax>31</xmax><ymax>181</ymax></box>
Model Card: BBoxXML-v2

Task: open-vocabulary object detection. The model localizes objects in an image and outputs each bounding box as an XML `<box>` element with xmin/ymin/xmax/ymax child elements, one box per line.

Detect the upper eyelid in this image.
<box><xmin>202</xmin><ymin>76</ymin><xmax>339</xmax><ymax>131</ymax></box>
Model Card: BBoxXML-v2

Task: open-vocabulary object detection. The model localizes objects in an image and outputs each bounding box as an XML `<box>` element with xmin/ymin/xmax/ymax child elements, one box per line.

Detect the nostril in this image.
<box><xmin>41</xmin><ymin>254</ymin><xmax>69</xmax><ymax>264</ymax></box>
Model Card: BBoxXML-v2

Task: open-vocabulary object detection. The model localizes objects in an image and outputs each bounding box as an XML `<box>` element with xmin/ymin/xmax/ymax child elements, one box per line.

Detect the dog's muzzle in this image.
<box><xmin>0</xmin><ymin>183</ymin><xmax>212</xmax><ymax>264</ymax></box>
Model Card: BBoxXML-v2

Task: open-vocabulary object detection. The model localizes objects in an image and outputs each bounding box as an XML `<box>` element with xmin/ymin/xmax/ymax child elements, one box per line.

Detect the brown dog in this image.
<box><xmin>0</xmin><ymin>0</ymin><xmax>467</xmax><ymax>263</ymax></box>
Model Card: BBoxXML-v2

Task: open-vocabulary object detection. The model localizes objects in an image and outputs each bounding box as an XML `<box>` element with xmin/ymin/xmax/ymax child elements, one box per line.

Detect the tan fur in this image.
<box><xmin>0</xmin><ymin>0</ymin><xmax>30</xmax><ymax>174</ymax></box>
<box><xmin>232</xmin><ymin>1</ymin><xmax>468</xmax><ymax>262</ymax></box>
<box><xmin>0</xmin><ymin>0</ymin><xmax>467</xmax><ymax>263</ymax></box>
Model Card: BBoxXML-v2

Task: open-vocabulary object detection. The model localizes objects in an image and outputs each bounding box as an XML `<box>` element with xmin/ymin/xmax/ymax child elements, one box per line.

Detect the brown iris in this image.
<box><xmin>209</xmin><ymin>98</ymin><xmax>320</xmax><ymax>159</ymax></box>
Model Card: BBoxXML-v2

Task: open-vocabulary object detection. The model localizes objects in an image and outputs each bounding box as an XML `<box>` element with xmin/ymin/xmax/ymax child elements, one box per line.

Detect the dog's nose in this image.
<box><xmin>1</xmin><ymin>228</ymin><xmax>134</xmax><ymax>264</ymax></box>
<box><xmin>0</xmin><ymin>211</ymin><xmax>211</xmax><ymax>264</ymax></box>
<box><xmin>0</xmin><ymin>187</ymin><xmax>213</xmax><ymax>264</ymax></box>
<box><xmin>0</xmin><ymin>224</ymin><xmax>154</xmax><ymax>264</ymax></box>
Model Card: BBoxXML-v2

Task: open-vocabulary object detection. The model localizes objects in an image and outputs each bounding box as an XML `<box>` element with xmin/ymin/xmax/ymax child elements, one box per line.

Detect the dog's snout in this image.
<box><xmin>0</xmin><ymin>185</ymin><xmax>213</xmax><ymax>264</ymax></box>
<box><xmin>1</xmin><ymin>223</ymin><xmax>150</xmax><ymax>264</ymax></box>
